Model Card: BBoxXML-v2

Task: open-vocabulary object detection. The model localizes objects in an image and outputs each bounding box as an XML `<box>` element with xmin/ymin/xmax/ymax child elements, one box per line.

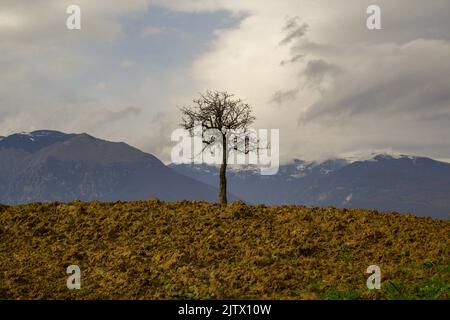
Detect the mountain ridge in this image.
<box><xmin>0</xmin><ymin>130</ymin><xmax>221</xmax><ymax>204</ymax></box>
<box><xmin>171</xmin><ymin>154</ymin><xmax>450</xmax><ymax>219</ymax></box>
<box><xmin>1</xmin><ymin>130</ymin><xmax>449</xmax><ymax>219</ymax></box>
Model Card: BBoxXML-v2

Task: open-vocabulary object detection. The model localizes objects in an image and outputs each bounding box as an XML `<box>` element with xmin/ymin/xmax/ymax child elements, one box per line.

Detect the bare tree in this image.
<box><xmin>180</xmin><ymin>90</ymin><xmax>256</xmax><ymax>204</ymax></box>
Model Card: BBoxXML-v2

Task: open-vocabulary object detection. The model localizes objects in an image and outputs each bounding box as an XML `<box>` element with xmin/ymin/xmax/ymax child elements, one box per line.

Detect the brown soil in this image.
<box><xmin>0</xmin><ymin>200</ymin><xmax>448</xmax><ymax>299</ymax></box>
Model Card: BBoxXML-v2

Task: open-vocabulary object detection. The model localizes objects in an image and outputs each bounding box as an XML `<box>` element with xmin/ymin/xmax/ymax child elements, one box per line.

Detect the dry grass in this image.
<box><xmin>0</xmin><ymin>200</ymin><xmax>448</xmax><ymax>300</ymax></box>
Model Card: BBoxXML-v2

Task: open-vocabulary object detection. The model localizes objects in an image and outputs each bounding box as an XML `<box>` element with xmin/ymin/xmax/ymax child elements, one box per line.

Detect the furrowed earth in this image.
<box><xmin>0</xmin><ymin>200</ymin><xmax>448</xmax><ymax>300</ymax></box>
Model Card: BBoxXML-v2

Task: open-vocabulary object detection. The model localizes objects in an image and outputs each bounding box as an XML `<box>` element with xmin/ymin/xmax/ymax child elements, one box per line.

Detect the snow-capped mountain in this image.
<box><xmin>337</xmin><ymin>150</ymin><xmax>423</xmax><ymax>163</ymax></box>
<box><xmin>0</xmin><ymin>130</ymin><xmax>221</xmax><ymax>204</ymax></box>
<box><xmin>170</xmin><ymin>159</ymin><xmax>355</xmax><ymax>205</ymax></box>
<box><xmin>171</xmin><ymin>154</ymin><xmax>450</xmax><ymax>219</ymax></box>
<box><xmin>0</xmin><ymin>130</ymin><xmax>74</xmax><ymax>153</ymax></box>
<box><xmin>1</xmin><ymin>130</ymin><xmax>448</xmax><ymax>219</ymax></box>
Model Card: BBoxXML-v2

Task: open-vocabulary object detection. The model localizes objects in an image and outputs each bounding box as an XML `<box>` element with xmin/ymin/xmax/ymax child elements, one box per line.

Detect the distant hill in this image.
<box><xmin>0</xmin><ymin>130</ymin><xmax>219</xmax><ymax>204</ymax></box>
<box><xmin>171</xmin><ymin>154</ymin><xmax>450</xmax><ymax>219</ymax></box>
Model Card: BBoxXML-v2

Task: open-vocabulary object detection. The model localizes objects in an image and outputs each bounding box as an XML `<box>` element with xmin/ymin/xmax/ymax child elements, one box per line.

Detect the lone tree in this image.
<box><xmin>180</xmin><ymin>90</ymin><xmax>256</xmax><ymax>204</ymax></box>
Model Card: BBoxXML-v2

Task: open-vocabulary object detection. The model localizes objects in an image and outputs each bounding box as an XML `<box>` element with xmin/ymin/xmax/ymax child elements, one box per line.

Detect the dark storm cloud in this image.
<box><xmin>303</xmin><ymin>59</ymin><xmax>341</xmax><ymax>88</ymax></box>
<box><xmin>299</xmin><ymin>40</ymin><xmax>450</xmax><ymax>124</ymax></box>
<box><xmin>271</xmin><ymin>89</ymin><xmax>299</xmax><ymax>105</ymax></box>
<box><xmin>280</xmin><ymin>54</ymin><xmax>305</xmax><ymax>66</ymax></box>
<box><xmin>279</xmin><ymin>17</ymin><xmax>309</xmax><ymax>46</ymax></box>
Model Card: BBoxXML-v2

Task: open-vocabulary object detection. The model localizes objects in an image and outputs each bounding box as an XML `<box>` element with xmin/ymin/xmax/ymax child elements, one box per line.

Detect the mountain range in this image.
<box><xmin>0</xmin><ymin>130</ymin><xmax>219</xmax><ymax>204</ymax></box>
<box><xmin>0</xmin><ymin>130</ymin><xmax>449</xmax><ymax>219</ymax></box>
<box><xmin>170</xmin><ymin>155</ymin><xmax>450</xmax><ymax>220</ymax></box>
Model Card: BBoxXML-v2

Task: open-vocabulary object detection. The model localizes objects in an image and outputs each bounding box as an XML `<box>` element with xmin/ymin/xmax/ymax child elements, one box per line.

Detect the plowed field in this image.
<box><xmin>0</xmin><ymin>200</ymin><xmax>448</xmax><ymax>299</ymax></box>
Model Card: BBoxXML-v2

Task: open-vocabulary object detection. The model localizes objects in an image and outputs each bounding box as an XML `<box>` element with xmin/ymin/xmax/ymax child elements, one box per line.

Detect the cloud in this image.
<box><xmin>135</xmin><ymin>111</ymin><xmax>178</xmax><ymax>162</ymax></box>
<box><xmin>181</xmin><ymin>0</ymin><xmax>450</xmax><ymax>162</ymax></box>
<box><xmin>280</xmin><ymin>53</ymin><xmax>304</xmax><ymax>66</ymax></box>
<box><xmin>1</xmin><ymin>0</ymin><xmax>450</xmax><ymax>163</ymax></box>
<box><xmin>271</xmin><ymin>89</ymin><xmax>298</xmax><ymax>105</ymax></box>
<box><xmin>279</xmin><ymin>17</ymin><xmax>309</xmax><ymax>46</ymax></box>
<box><xmin>141</xmin><ymin>26</ymin><xmax>164</xmax><ymax>38</ymax></box>
<box><xmin>0</xmin><ymin>113</ymin><xmax>38</xmax><ymax>136</ymax></box>
<box><xmin>121</xmin><ymin>60</ymin><xmax>135</xmax><ymax>68</ymax></box>
<box><xmin>299</xmin><ymin>40</ymin><xmax>450</xmax><ymax>123</ymax></box>
<box><xmin>0</xmin><ymin>0</ymin><xmax>149</xmax><ymax>45</ymax></box>
<box><xmin>302</xmin><ymin>59</ymin><xmax>341</xmax><ymax>91</ymax></box>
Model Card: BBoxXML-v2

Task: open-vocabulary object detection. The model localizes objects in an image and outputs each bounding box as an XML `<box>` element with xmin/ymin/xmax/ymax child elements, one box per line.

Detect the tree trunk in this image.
<box><xmin>219</xmin><ymin>134</ymin><xmax>228</xmax><ymax>204</ymax></box>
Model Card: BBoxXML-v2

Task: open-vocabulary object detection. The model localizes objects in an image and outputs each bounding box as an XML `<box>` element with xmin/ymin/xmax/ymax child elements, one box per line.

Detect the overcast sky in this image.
<box><xmin>1</xmin><ymin>0</ymin><xmax>449</xmax><ymax>163</ymax></box>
